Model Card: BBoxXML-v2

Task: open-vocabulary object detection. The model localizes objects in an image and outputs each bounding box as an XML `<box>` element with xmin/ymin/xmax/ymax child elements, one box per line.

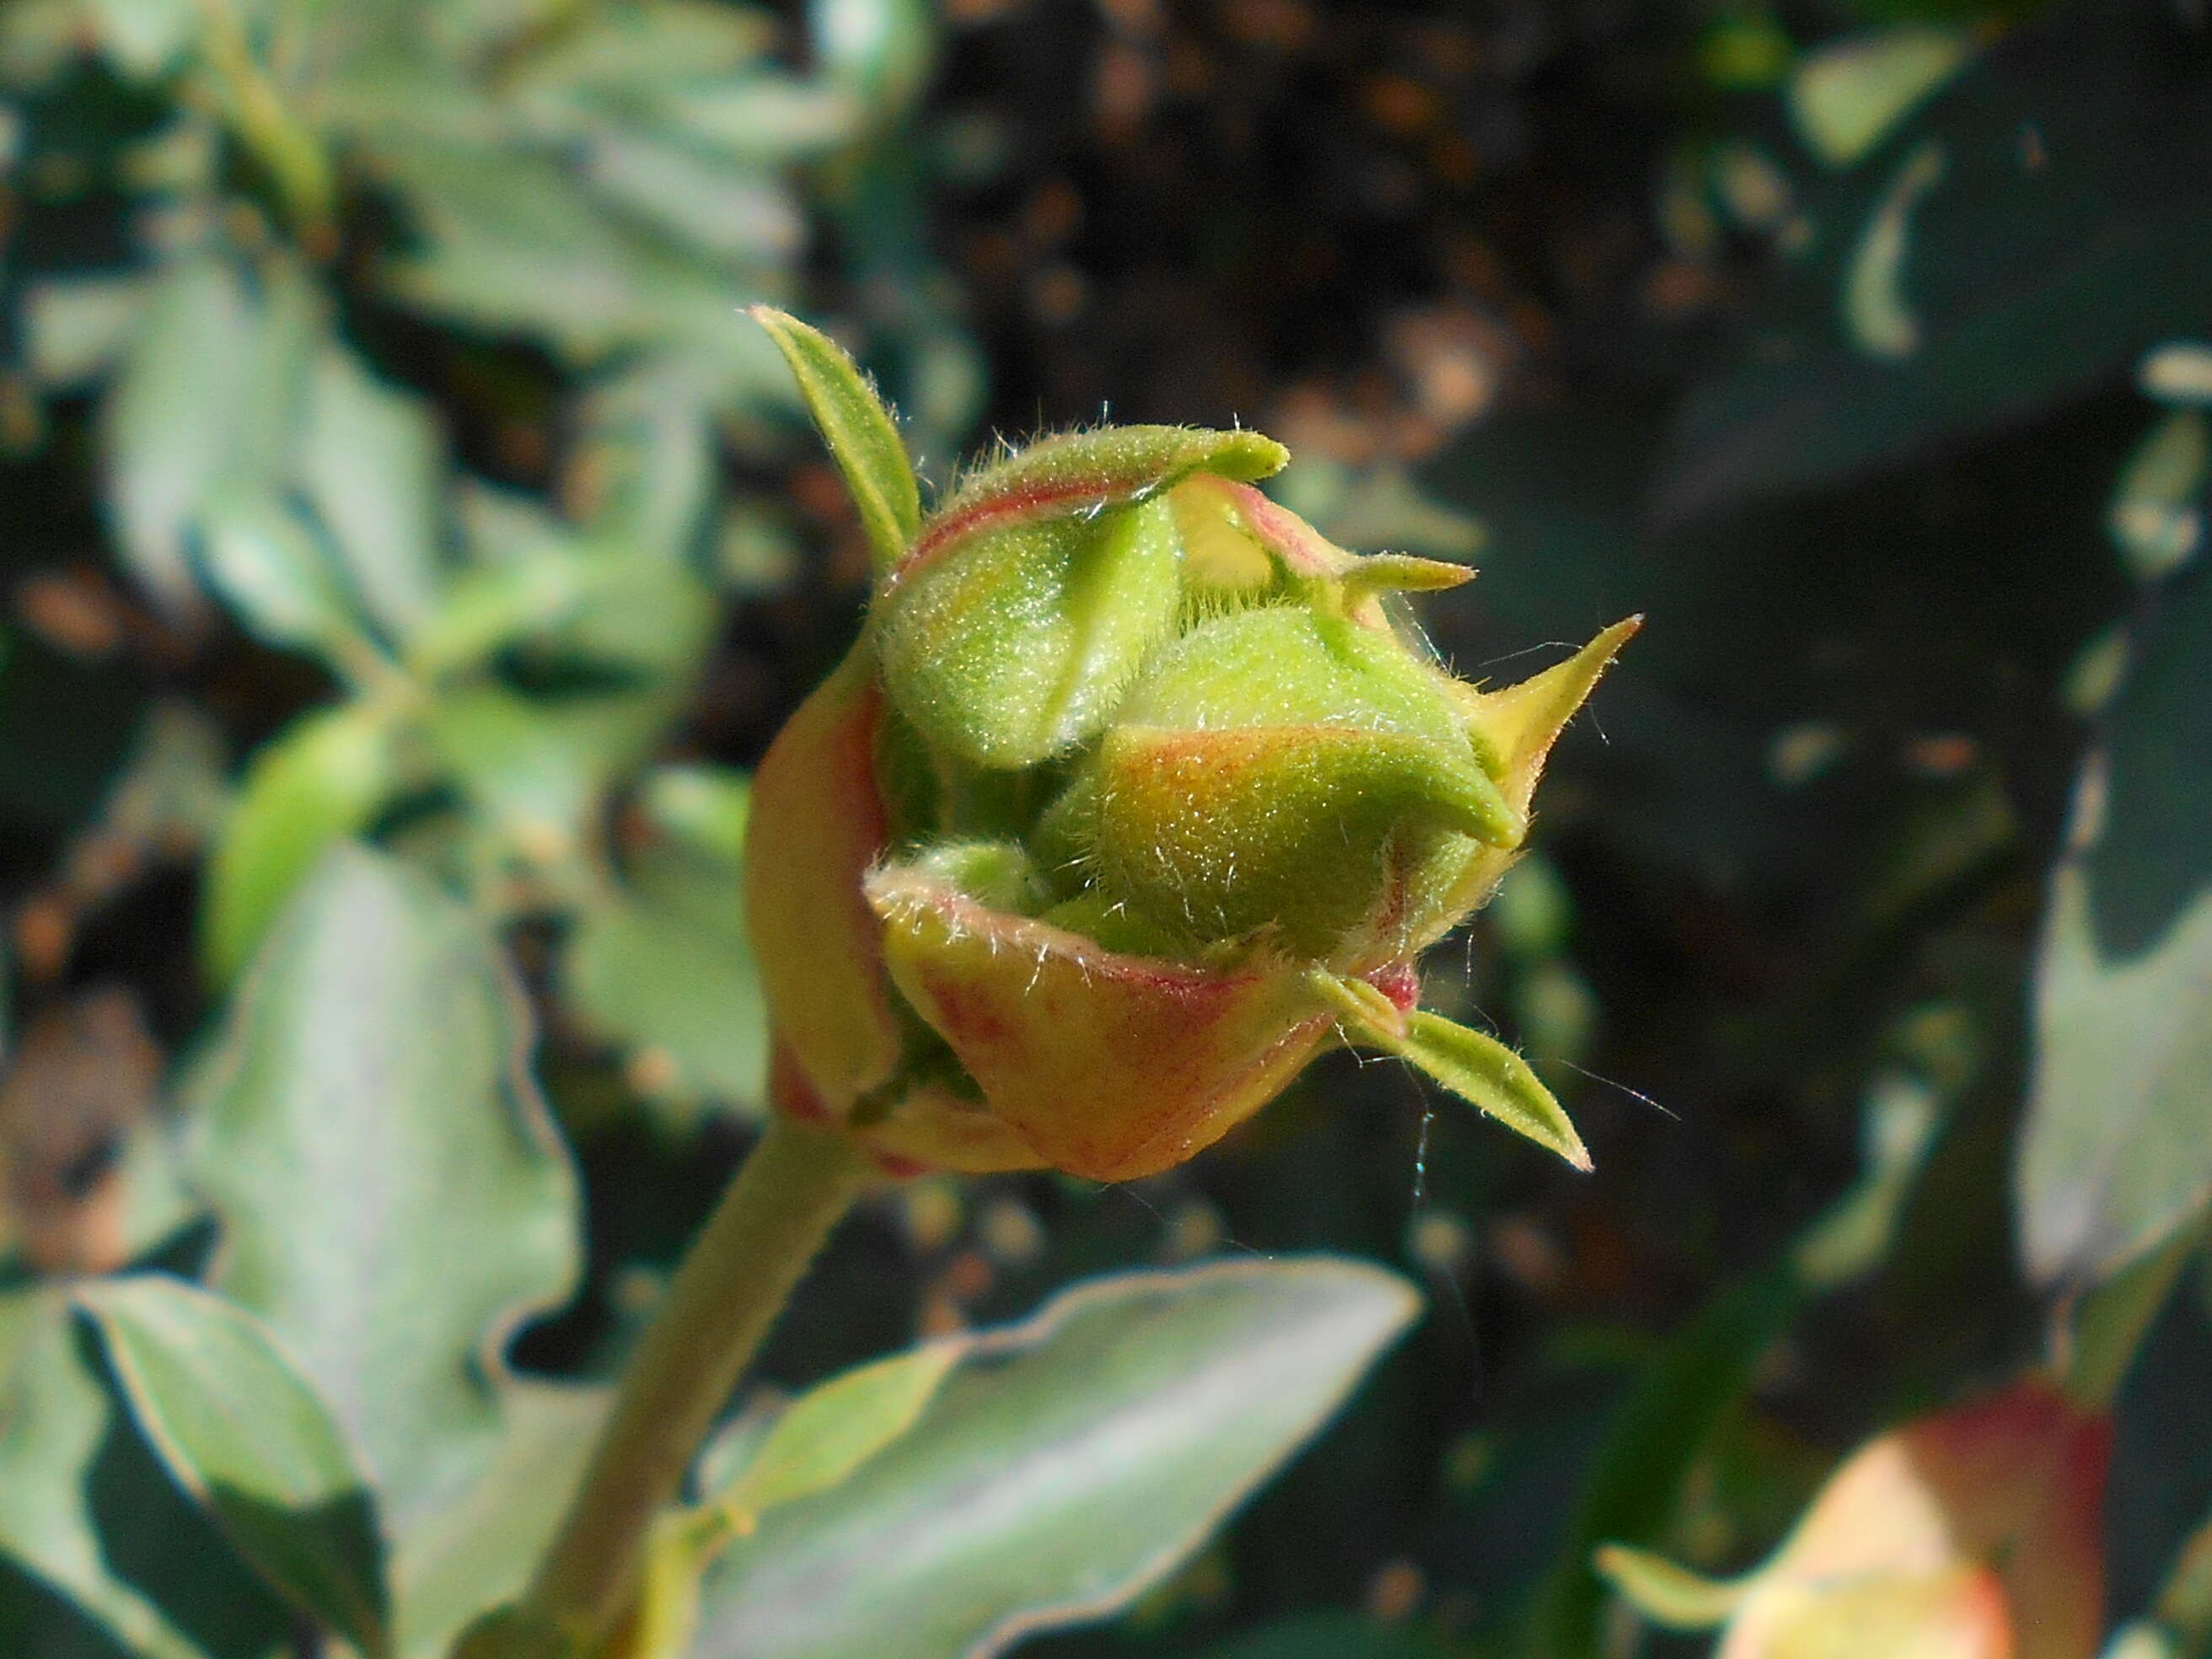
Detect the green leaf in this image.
<box><xmin>749</xmin><ymin>307</ymin><xmax>920</xmax><ymax>572</ymax></box>
<box><xmin>72</xmin><ymin>1276</ymin><xmax>391</xmax><ymax>1659</ymax></box>
<box><xmin>391</xmin><ymin>1382</ymin><xmax>607</xmax><ymax>1659</ymax></box>
<box><xmin>714</xmin><ymin>1345</ymin><xmax>957</xmax><ymax>1526</ymax></box>
<box><xmin>1590</xmin><ymin>1544</ymin><xmax>1752</xmax><ymax>1629</ymax></box>
<box><xmin>1656</xmin><ymin>2</ymin><xmax>2212</xmax><ymax>521</ymax></box>
<box><xmin>297</xmin><ymin>343</ymin><xmax>446</xmax><ymax>642</ymax></box>
<box><xmin>2021</xmin><ymin>566</ymin><xmax>2212</xmax><ymax>1283</ymax></box>
<box><xmin>105</xmin><ymin>252</ymin><xmax>317</xmax><ymax>612</ymax></box>
<box><xmin>561</xmin><ymin>850</ymin><xmax>769</xmax><ymax>1120</ymax></box>
<box><xmin>427</xmin><ymin>685</ymin><xmax>676</xmax><ymax>856</ymax></box>
<box><xmin>1519</xmin><ymin>1264</ymin><xmax>1802</xmax><ymax>1659</ymax></box>
<box><xmin>183</xmin><ymin>846</ymin><xmax>582</xmax><ymax>1538</ymax></box>
<box><xmin>201</xmin><ymin>703</ymin><xmax>400</xmax><ymax>988</ymax></box>
<box><xmin>693</xmin><ymin>1256</ymin><xmax>1418</xmax><ymax>1659</ymax></box>
<box><xmin>1788</xmin><ymin>26</ymin><xmax>1973</xmax><ymax>169</ymax></box>
<box><xmin>0</xmin><ymin>1291</ymin><xmax>296</xmax><ymax>1659</ymax></box>
<box><xmin>196</xmin><ymin>494</ymin><xmax>369</xmax><ymax>659</ymax></box>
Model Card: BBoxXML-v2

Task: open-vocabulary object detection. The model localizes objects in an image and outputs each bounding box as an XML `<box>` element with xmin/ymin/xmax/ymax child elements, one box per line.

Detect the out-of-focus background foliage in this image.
<box><xmin>0</xmin><ymin>0</ymin><xmax>2207</xmax><ymax>1655</ymax></box>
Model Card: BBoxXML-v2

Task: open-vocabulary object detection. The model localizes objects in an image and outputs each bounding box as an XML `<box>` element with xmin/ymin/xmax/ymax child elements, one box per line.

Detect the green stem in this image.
<box><xmin>521</xmin><ymin>1114</ymin><xmax>872</xmax><ymax>1648</ymax></box>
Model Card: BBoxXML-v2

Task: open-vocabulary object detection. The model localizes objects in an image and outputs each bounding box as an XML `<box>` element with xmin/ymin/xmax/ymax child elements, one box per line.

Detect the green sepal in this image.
<box><xmin>749</xmin><ymin>306</ymin><xmax>921</xmax><ymax>574</ymax></box>
<box><xmin>1311</xmin><ymin>971</ymin><xmax>1591</xmax><ymax>1169</ymax></box>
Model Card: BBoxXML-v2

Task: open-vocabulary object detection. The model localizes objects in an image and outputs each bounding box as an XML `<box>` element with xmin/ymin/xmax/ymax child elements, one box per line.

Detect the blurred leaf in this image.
<box><xmin>810</xmin><ymin>0</ymin><xmax>934</xmax><ymax>121</ymax></box>
<box><xmin>1789</xmin><ymin>26</ymin><xmax>1974</xmax><ymax>169</ymax></box>
<box><xmin>1522</xmin><ymin>1266</ymin><xmax>1801</xmax><ymax>1659</ymax></box>
<box><xmin>749</xmin><ymin>306</ymin><xmax>920</xmax><ymax>571</ymax></box>
<box><xmin>183</xmin><ymin>846</ymin><xmax>581</xmax><ymax>1533</ymax></box>
<box><xmin>1657</xmin><ymin>0</ymin><xmax>2212</xmax><ymax>522</ymax></box>
<box><xmin>390</xmin><ymin>1382</ymin><xmax>607</xmax><ymax>1659</ymax></box>
<box><xmin>82</xmin><ymin>0</ymin><xmax>197</xmax><ymax>78</ymax></box>
<box><xmin>201</xmin><ymin>702</ymin><xmax>400</xmax><ymax>987</ymax></box>
<box><xmin>638</xmin><ymin>765</ymin><xmax>749</xmax><ymax>862</ymax></box>
<box><xmin>105</xmin><ymin>253</ymin><xmax>317</xmax><ymax>612</ymax></box>
<box><xmin>581</xmin><ymin>133</ymin><xmax>803</xmax><ymax>266</ymax></box>
<box><xmin>561</xmin><ymin>852</ymin><xmax>769</xmax><ymax>1119</ymax></box>
<box><xmin>23</xmin><ymin>275</ymin><xmax>150</xmax><ymax>389</ymax></box>
<box><xmin>428</xmin><ymin>685</ymin><xmax>679</xmax><ymax>852</ymax></box>
<box><xmin>573</xmin><ymin>362</ymin><xmax>718</xmax><ymax>559</ymax></box>
<box><xmin>73</xmin><ymin>1275</ymin><xmax>391</xmax><ymax>1659</ymax></box>
<box><xmin>2021</xmin><ymin>566</ymin><xmax>2212</xmax><ymax>1282</ymax></box>
<box><xmin>656</xmin><ymin>76</ymin><xmax>859</xmax><ymax>164</ymax></box>
<box><xmin>2109</xmin><ymin>409</ymin><xmax>2207</xmax><ymax>584</ymax></box>
<box><xmin>196</xmin><ymin>494</ymin><xmax>369</xmax><ymax>659</ymax></box>
<box><xmin>298</xmin><ymin>344</ymin><xmax>447</xmax><ymax>642</ymax></box>
<box><xmin>0</xmin><ymin>1291</ymin><xmax>295</xmax><ymax>1659</ymax></box>
<box><xmin>694</xmin><ymin>1257</ymin><xmax>1419</xmax><ymax>1659</ymax></box>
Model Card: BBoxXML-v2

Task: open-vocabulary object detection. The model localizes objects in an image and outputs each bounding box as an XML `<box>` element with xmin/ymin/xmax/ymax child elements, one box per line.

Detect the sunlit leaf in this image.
<box><xmin>694</xmin><ymin>1256</ymin><xmax>1419</xmax><ymax>1659</ymax></box>
<box><xmin>749</xmin><ymin>306</ymin><xmax>920</xmax><ymax>571</ymax></box>
<box><xmin>201</xmin><ymin>703</ymin><xmax>400</xmax><ymax>987</ymax></box>
<box><xmin>1789</xmin><ymin>27</ymin><xmax>1973</xmax><ymax>169</ymax></box>
<box><xmin>2021</xmin><ymin>567</ymin><xmax>2212</xmax><ymax>1283</ymax></box>
<box><xmin>298</xmin><ymin>344</ymin><xmax>447</xmax><ymax>642</ymax></box>
<box><xmin>74</xmin><ymin>1275</ymin><xmax>391</xmax><ymax>1659</ymax></box>
<box><xmin>183</xmin><ymin>846</ymin><xmax>582</xmax><ymax>1534</ymax></box>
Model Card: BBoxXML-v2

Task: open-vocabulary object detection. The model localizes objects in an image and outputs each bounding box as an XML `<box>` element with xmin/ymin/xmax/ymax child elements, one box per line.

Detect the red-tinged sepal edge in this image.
<box><xmin>1597</xmin><ymin>1377</ymin><xmax>2113</xmax><ymax>1659</ymax></box>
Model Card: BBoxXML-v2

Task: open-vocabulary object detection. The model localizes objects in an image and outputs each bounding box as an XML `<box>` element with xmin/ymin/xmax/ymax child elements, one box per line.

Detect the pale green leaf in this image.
<box><xmin>1843</xmin><ymin>142</ymin><xmax>1946</xmax><ymax>362</ymax></box>
<box><xmin>298</xmin><ymin>344</ymin><xmax>447</xmax><ymax>641</ymax></box>
<box><xmin>749</xmin><ymin>307</ymin><xmax>919</xmax><ymax>571</ymax></box>
<box><xmin>74</xmin><ymin>1275</ymin><xmax>392</xmax><ymax>1659</ymax></box>
<box><xmin>2021</xmin><ymin>567</ymin><xmax>2212</xmax><ymax>1283</ymax></box>
<box><xmin>561</xmin><ymin>853</ymin><xmax>769</xmax><ymax>1119</ymax></box>
<box><xmin>201</xmin><ymin>702</ymin><xmax>400</xmax><ymax>987</ymax></box>
<box><xmin>197</xmin><ymin>493</ymin><xmax>368</xmax><ymax>658</ymax></box>
<box><xmin>22</xmin><ymin>274</ymin><xmax>148</xmax><ymax>389</ymax></box>
<box><xmin>714</xmin><ymin>1345</ymin><xmax>957</xmax><ymax>1524</ymax></box>
<box><xmin>0</xmin><ymin>1291</ymin><xmax>295</xmax><ymax>1659</ymax></box>
<box><xmin>82</xmin><ymin>0</ymin><xmax>197</xmax><ymax>77</ymax></box>
<box><xmin>1789</xmin><ymin>27</ymin><xmax>1973</xmax><ymax>169</ymax></box>
<box><xmin>694</xmin><ymin>1256</ymin><xmax>1419</xmax><ymax>1659</ymax></box>
<box><xmin>1592</xmin><ymin>1544</ymin><xmax>1752</xmax><ymax>1630</ymax></box>
<box><xmin>183</xmin><ymin>846</ymin><xmax>582</xmax><ymax>1534</ymax></box>
<box><xmin>392</xmin><ymin>1382</ymin><xmax>608</xmax><ymax>1659</ymax></box>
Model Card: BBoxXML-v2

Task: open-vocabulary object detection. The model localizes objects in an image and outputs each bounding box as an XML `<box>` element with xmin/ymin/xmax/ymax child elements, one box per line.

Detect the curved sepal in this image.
<box><xmin>744</xmin><ymin>644</ymin><xmax>902</xmax><ymax>1116</ymax></box>
<box><xmin>866</xmin><ymin>861</ymin><xmax>1336</xmax><ymax>1181</ymax></box>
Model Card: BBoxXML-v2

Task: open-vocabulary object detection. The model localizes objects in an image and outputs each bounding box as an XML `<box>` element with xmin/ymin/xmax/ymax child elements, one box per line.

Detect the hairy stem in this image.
<box><xmin>522</xmin><ymin>1114</ymin><xmax>872</xmax><ymax>1647</ymax></box>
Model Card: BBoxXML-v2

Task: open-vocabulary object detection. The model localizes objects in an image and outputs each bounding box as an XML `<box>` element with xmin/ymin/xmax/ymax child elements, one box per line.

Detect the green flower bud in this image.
<box><xmin>744</xmin><ymin>309</ymin><xmax>1635</xmax><ymax>1180</ymax></box>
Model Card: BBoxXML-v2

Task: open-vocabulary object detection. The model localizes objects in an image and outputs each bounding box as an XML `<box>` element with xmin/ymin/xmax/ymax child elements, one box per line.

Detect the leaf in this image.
<box><xmin>0</xmin><ymin>1291</ymin><xmax>296</xmax><ymax>1659</ymax></box>
<box><xmin>749</xmin><ymin>307</ymin><xmax>921</xmax><ymax>572</ymax></box>
<box><xmin>182</xmin><ymin>846</ymin><xmax>582</xmax><ymax>1535</ymax></box>
<box><xmin>82</xmin><ymin>0</ymin><xmax>197</xmax><ymax>77</ymax></box>
<box><xmin>200</xmin><ymin>703</ymin><xmax>400</xmax><ymax>988</ymax></box>
<box><xmin>1591</xmin><ymin>1544</ymin><xmax>1753</xmax><ymax>1629</ymax></box>
<box><xmin>1788</xmin><ymin>26</ymin><xmax>1974</xmax><ymax>169</ymax></box>
<box><xmin>104</xmin><ymin>253</ymin><xmax>317</xmax><ymax>612</ymax></box>
<box><xmin>427</xmin><ymin>685</ymin><xmax>677</xmax><ymax>855</ymax></box>
<box><xmin>1656</xmin><ymin>0</ymin><xmax>2212</xmax><ymax>522</ymax></box>
<box><xmin>72</xmin><ymin>1276</ymin><xmax>391</xmax><ymax>1659</ymax></box>
<box><xmin>561</xmin><ymin>850</ymin><xmax>770</xmax><ymax>1120</ymax></box>
<box><xmin>714</xmin><ymin>1345</ymin><xmax>957</xmax><ymax>1526</ymax></box>
<box><xmin>692</xmin><ymin>1256</ymin><xmax>1419</xmax><ymax>1659</ymax></box>
<box><xmin>391</xmin><ymin>1382</ymin><xmax>608</xmax><ymax>1659</ymax></box>
<box><xmin>297</xmin><ymin>344</ymin><xmax>446</xmax><ymax>642</ymax></box>
<box><xmin>613</xmin><ymin>1347</ymin><xmax>958</xmax><ymax>1659</ymax></box>
<box><xmin>196</xmin><ymin>494</ymin><xmax>368</xmax><ymax>659</ymax></box>
<box><xmin>2020</xmin><ymin>563</ymin><xmax>2212</xmax><ymax>1283</ymax></box>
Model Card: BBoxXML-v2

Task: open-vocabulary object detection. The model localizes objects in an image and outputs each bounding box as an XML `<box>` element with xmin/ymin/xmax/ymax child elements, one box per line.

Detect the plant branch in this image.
<box><xmin>520</xmin><ymin>1113</ymin><xmax>872</xmax><ymax>1648</ymax></box>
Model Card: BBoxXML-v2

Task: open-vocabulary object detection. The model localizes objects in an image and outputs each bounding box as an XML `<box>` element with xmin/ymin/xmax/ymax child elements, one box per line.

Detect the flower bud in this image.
<box><xmin>1597</xmin><ymin>1378</ymin><xmax>2111</xmax><ymax>1659</ymax></box>
<box><xmin>744</xmin><ymin>309</ymin><xmax>1635</xmax><ymax>1180</ymax></box>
